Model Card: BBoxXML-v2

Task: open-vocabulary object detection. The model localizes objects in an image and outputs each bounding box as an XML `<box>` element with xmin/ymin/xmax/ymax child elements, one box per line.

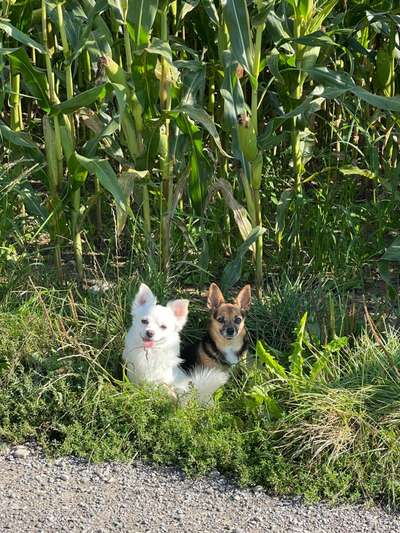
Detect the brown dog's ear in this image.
<box><xmin>236</xmin><ymin>285</ymin><xmax>251</xmax><ymax>311</ymax></box>
<box><xmin>207</xmin><ymin>283</ymin><xmax>225</xmax><ymax>310</ymax></box>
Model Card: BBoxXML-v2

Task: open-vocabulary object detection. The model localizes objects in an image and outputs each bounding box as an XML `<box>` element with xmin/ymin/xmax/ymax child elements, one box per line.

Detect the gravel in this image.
<box><xmin>0</xmin><ymin>443</ymin><xmax>399</xmax><ymax>532</ymax></box>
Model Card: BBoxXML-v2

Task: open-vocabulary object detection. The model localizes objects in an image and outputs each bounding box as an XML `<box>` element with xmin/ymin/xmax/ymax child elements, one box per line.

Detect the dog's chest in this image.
<box><xmin>220</xmin><ymin>334</ymin><xmax>248</xmax><ymax>365</ymax></box>
<box><xmin>222</xmin><ymin>347</ymin><xmax>240</xmax><ymax>365</ymax></box>
<box><xmin>135</xmin><ymin>351</ymin><xmax>176</xmax><ymax>383</ymax></box>
<box><xmin>223</xmin><ymin>348</ymin><xmax>238</xmax><ymax>365</ymax></box>
<box><xmin>125</xmin><ymin>344</ymin><xmax>180</xmax><ymax>386</ymax></box>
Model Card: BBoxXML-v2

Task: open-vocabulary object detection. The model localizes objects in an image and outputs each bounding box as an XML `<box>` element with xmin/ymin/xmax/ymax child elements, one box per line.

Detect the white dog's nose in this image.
<box><xmin>146</xmin><ymin>330</ymin><xmax>155</xmax><ymax>338</ymax></box>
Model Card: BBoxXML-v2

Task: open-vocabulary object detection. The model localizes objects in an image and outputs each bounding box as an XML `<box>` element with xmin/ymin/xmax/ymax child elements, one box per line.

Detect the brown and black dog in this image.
<box><xmin>180</xmin><ymin>283</ymin><xmax>251</xmax><ymax>372</ymax></box>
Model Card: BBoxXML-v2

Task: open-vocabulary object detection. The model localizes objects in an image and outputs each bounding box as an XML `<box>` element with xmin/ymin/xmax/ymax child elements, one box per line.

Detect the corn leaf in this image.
<box><xmin>0</xmin><ymin>47</ymin><xmax>19</xmax><ymax>55</ymax></box>
<box><xmin>306</xmin><ymin>67</ymin><xmax>400</xmax><ymax>113</ymax></box>
<box><xmin>70</xmin><ymin>0</ymin><xmax>109</xmax><ymax>61</ymax></box>
<box><xmin>75</xmin><ymin>154</ymin><xmax>127</xmax><ymax>213</ymax></box>
<box><xmin>0</xmin><ymin>20</ymin><xmax>45</xmax><ymax>54</ymax></box>
<box><xmin>8</xmin><ymin>48</ymin><xmax>50</xmax><ymax>112</ymax></box>
<box><xmin>307</xmin><ymin>0</ymin><xmax>338</xmax><ymax>34</ymax></box>
<box><xmin>338</xmin><ymin>166</ymin><xmax>378</xmax><ymax>179</ymax></box>
<box><xmin>201</xmin><ymin>0</ymin><xmax>219</xmax><ymax>25</ymax></box>
<box><xmin>180</xmin><ymin>1</ymin><xmax>200</xmax><ymax>21</ymax></box>
<box><xmin>176</xmin><ymin>114</ymin><xmax>211</xmax><ymax>213</ymax></box>
<box><xmin>221</xmin><ymin>0</ymin><xmax>254</xmax><ymax>75</ymax></box>
<box><xmin>127</xmin><ymin>0</ymin><xmax>159</xmax><ymax>47</ymax></box>
<box><xmin>381</xmin><ymin>237</ymin><xmax>400</xmax><ymax>262</ymax></box>
<box><xmin>116</xmin><ymin>169</ymin><xmax>149</xmax><ymax>235</ymax></box>
<box><xmin>50</xmin><ymin>84</ymin><xmax>107</xmax><ymax>116</ymax></box>
<box><xmin>221</xmin><ymin>226</ymin><xmax>265</xmax><ymax>290</ymax></box>
<box><xmin>173</xmin><ymin>104</ymin><xmax>230</xmax><ymax>157</ymax></box>
<box><xmin>292</xmin><ymin>31</ymin><xmax>336</xmax><ymax>48</ymax></box>
<box><xmin>206</xmin><ymin>178</ymin><xmax>253</xmax><ymax>246</ymax></box>
<box><xmin>0</xmin><ymin>119</ymin><xmax>43</xmax><ymax>162</ymax></box>
<box><xmin>142</xmin><ymin>38</ymin><xmax>173</xmax><ymax>64</ymax></box>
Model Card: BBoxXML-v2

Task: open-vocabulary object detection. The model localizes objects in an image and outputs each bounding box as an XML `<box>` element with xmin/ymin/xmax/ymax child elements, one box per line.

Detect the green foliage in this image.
<box><xmin>1</xmin><ymin>0</ymin><xmax>400</xmax><ymax>510</ymax></box>
<box><xmin>0</xmin><ymin>0</ymin><xmax>398</xmax><ymax>289</ymax></box>
<box><xmin>1</xmin><ymin>274</ymin><xmax>400</xmax><ymax>506</ymax></box>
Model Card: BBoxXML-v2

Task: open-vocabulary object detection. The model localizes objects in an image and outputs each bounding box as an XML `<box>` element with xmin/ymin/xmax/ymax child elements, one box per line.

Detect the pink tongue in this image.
<box><xmin>143</xmin><ymin>339</ymin><xmax>154</xmax><ymax>349</ymax></box>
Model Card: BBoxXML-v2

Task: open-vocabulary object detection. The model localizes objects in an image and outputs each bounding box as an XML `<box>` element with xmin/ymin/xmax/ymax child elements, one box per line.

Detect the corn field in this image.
<box><xmin>1</xmin><ymin>0</ymin><xmax>399</xmax><ymax>292</ymax></box>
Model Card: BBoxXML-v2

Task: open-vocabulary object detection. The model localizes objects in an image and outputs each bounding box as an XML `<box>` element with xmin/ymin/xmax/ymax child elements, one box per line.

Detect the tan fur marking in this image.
<box><xmin>235</xmin><ymin>284</ymin><xmax>251</xmax><ymax>311</ymax></box>
<box><xmin>210</xmin><ymin>303</ymin><xmax>247</xmax><ymax>348</ymax></box>
<box><xmin>186</xmin><ymin>283</ymin><xmax>252</xmax><ymax>371</ymax></box>
<box><xmin>207</xmin><ymin>283</ymin><xmax>225</xmax><ymax>310</ymax></box>
<box><xmin>197</xmin><ymin>351</ymin><xmax>219</xmax><ymax>369</ymax></box>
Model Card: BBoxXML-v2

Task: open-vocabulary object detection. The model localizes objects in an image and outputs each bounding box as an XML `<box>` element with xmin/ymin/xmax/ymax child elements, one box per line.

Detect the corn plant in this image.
<box><xmin>0</xmin><ymin>0</ymin><xmax>399</xmax><ymax>289</ymax></box>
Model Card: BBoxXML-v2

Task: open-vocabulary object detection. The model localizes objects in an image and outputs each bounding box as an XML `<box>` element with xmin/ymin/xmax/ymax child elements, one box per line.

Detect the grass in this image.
<box><xmin>1</xmin><ymin>0</ymin><xmax>400</xmax><ymax>512</ymax></box>
<box><xmin>1</xmin><ymin>264</ymin><xmax>400</xmax><ymax>508</ymax></box>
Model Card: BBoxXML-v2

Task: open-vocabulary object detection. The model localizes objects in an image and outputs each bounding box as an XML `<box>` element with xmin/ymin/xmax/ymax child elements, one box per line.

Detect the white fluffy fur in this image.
<box><xmin>182</xmin><ymin>367</ymin><xmax>228</xmax><ymax>404</ymax></box>
<box><xmin>122</xmin><ymin>283</ymin><xmax>227</xmax><ymax>403</ymax></box>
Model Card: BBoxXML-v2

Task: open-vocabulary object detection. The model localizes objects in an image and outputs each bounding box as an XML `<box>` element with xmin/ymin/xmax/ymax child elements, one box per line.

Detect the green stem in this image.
<box><xmin>240</xmin><ymin>165</ymin><xmax>256</xmax><ymax>225</ymax></box>
<box><xmin>42</xmin><ymin>1</ymin><xmax>63</xmax><ymax>184</ymax></box>
<box><xmin>291</xmin><ymin>80</ymin><xmax>304</xmax><ymax>193</ymax></box>
<box><xmin>120</xmin><ymin>3</ymin><xmax>149</xmax><ymax>247</ymax></box>
<box><xmin>43</xmin><ymin>115</ymin><xmax>63</xmax><ymax>277</ymax></box>
<box><xmin>250</xmin><ymin>10</ymin><xmax>265</xmax><ymax>297</ymax></box>
<box><xmin>57</xmin><ymin>1</ymin><xmax>83</xmax><ymax>280</ymax></box>
<box><xmin>94</xmin><ymin>177</ymin><xmax>102</xmax><ymax>234</ymax></box>
<box><xmin>123</xmin><ymin>20</ymin><xmax>133</xmax><ymax>73</ymax></box>
<box><xmin>143</xmin><ymin>184</ymin><xmax>151</xmax><ymax>240</ymax></box>
<box><xmin>208</xmin><ymin>71</ymin><xmax>215</xmax><ymax>119</ymax></box>
<box><xmin>10</xmin><ymin>69</ymin><xmax>22</xmax><ymax>131</ymax></box>
<box><xmin>42</xmin><ymin>0</ymin><xmax>64</xmax><ymax>277</ymax></box>
<box><xmin>160</xmin><ymin>3</ymin><xmax>172</xmax><ymax>271</ymax></box>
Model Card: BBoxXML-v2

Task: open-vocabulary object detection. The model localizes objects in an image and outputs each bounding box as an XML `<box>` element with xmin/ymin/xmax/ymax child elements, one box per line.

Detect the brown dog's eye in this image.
<box><xmin>217</xmin><ymin>316</ymin><xmax>224</xmax><ymax>323</ymax></box>
<box><xmin>234</xmin><ymin>317</ymin><xmax>242</xmax><ymax>324</ymax></box>
<box><xmin>160</xmin><ymin>325</ymin><xmax>167</xmax><ymax>330</ymax></box>
<box><xmin>141</xmin><ymin>319</ymin><xmax>149</xmax><ymax>325</ymax></box>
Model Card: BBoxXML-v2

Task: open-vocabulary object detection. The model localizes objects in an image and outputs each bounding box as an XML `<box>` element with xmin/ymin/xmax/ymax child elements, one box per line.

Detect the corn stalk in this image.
<box><xmin>55</xmin><ymin>0</ymin><xmax>84</xmax><ymax>280</ymax></box>
<box><xmin>42</xmin><ymin>0</ymin><xmax>63</xmax><ymax>276</ymax></box>
<box><xmin>222</xmin><ymin>0</ymin><xmax>266</xmax><ymax>295</ymax></box>
<box><xmin>159</xmin><ymin>0</ymin><xmax>173</xmax><ymax>271</ymax></box>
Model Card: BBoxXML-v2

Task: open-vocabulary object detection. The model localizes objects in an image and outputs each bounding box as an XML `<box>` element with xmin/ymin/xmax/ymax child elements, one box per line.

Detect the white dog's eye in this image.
<box><xmin>141</xmin><ymin>319</ymin><xmax>149</xmax><ymax>325</ymax></box>
<box><xmin>160</xmin><ymin>325</ymin><xmax>167</xmax><ymax>330</ymax></box>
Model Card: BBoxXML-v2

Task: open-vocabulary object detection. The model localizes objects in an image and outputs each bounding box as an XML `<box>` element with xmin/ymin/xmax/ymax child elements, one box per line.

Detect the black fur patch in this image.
<box><xmin>180</xmin><ymin>332</ymin><xmax>248</xmax><ymax>371</ymax></box>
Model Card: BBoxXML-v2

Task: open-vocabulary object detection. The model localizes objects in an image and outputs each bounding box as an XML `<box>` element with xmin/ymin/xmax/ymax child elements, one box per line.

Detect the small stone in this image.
<box><xmin>58</xmin><ymin>474</ymin><xmax>69</xmax><ymax>481</ymax></box>
<box><xmin>12</xmin><ymin>446</ymin><xmax>30</xmax><ymax>459</ymax></box>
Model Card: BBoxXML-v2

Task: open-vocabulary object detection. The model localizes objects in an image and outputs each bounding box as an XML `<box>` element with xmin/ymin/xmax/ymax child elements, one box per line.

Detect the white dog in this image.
<box><xmin>122</xmin><ymin>283</ymin><xmax>228</xmax><ymax>403</ymax></box>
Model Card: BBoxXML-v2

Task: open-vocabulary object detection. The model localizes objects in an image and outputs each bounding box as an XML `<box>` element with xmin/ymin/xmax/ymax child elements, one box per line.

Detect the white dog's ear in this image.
<box><xmin>132</xmin><ymin>283</ymin><xmax>157</xmax><ymax>313</ymax></box>
<box><xmin>167</xmin><ymin>299</ymin><xmax>189</xmax><ymax>331</ymax></box>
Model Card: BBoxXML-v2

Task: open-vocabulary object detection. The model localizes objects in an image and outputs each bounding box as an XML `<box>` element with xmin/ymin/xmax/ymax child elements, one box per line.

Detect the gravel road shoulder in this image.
<box><xmin>0</xmin><ymin>443</ymin><xmax>399</xmax><ymax>533</ymax></box>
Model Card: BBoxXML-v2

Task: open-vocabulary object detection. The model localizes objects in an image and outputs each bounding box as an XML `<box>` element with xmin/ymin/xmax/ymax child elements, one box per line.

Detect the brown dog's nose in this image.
<box><xmin>146</xmin><ymin>330</ymin><xmax>155</xmax><ymax>338</ymax></box>
<box><xmin>226</xmin><ymin>327</ymin><xmax>235</xmax><ymax>336</ymax></box>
